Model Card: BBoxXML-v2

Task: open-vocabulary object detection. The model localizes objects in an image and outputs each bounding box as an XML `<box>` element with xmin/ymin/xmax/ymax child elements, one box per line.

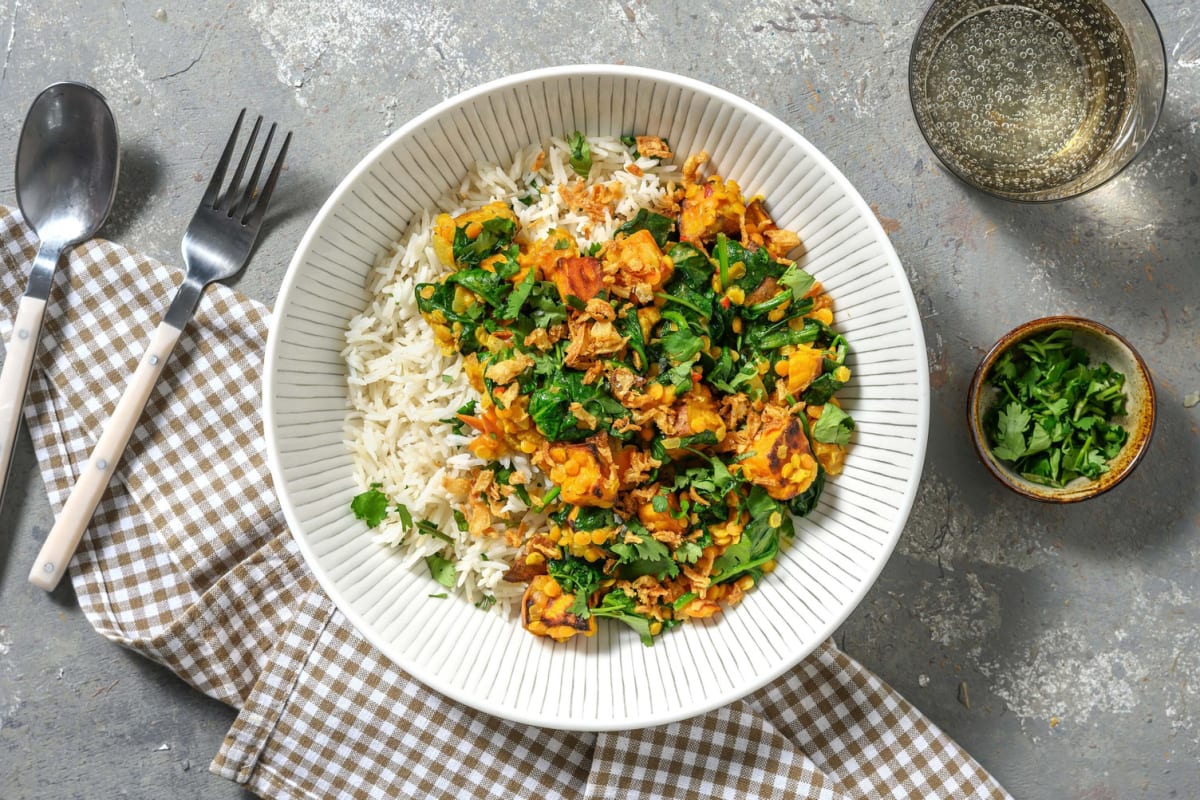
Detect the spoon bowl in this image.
<box><xmin>16</xmin><ymin>82</ymin><xmax>120</xmax><ymax>246</ymax></box>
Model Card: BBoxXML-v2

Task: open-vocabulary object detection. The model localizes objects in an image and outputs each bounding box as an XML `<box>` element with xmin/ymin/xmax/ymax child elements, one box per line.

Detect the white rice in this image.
<box><xmin>342</xmin><ymin>136</ymin><xmax>680</xmax><ymax>608</ymax></box>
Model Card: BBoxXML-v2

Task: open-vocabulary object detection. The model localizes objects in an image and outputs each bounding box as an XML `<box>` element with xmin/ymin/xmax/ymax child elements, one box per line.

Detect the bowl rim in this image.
<box><xmin>263</xmin><ymin>63</ymin><xmax>931</xmax><ymax>730</ymax></box>
<box><xmin>966</xmin><ymin>315</ymin><xmax>1156</xmax><ymax>502</ymax></box>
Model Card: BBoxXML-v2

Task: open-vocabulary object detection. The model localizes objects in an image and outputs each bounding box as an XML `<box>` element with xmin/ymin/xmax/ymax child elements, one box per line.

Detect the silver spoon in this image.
<box><xmin>0</xmin><ymin>83</ymin><xmax>119</xmax><ymax>507</ymax></box>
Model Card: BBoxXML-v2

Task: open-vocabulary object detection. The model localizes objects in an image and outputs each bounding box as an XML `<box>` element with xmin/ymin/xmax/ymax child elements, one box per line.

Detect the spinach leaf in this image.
<box><xmin>742</xmin><ymin>318</ymin><xmax>820</xmax><ymax>357</ymax></box>
<box><xmin>528</xmin><ymin>383</ymin><xmax>586</xmax><ymax>441</ymax></box>
<box><xmin>659</xmin><ymin>310</ymin><xmax>704</xmax><ymax>364</ymax></box>
<box><xmin>801</xmin><ymin>342</ymin><xmax>851</xmax><ymax>405</ymax></box>
<box><xmin>619</xmin><ymin>305</ymin><xmax>649</xmax><ymax>372</ymax></box>
<box><xmin>788</xmin><ymin>465</ymin><xmax>825</xmax><ymax>517</ymax></box>
<box><xmin>724</xmin><ymin>238</ymin><xmax>782</xmax><ymax>293</ymax></box>
<box><xmin>667</xmin><ymin>243</ymin><xmax>714</xmax><ymax>289</ymax></box>
<box><xmin>452</xmin><ymin>218</ymin><xmax>516</xmax><ymax>268</ymax></box>
<box><xmin>570</xmin><ymin>506</ymin><xmax>618</xmax><ymax>531</ymax></box>
<box><xmin>616</xmin><ymin>209</ymin><xmax>674</xmax><ymax>249</ymax></box>
<box><xmin>712</xmin><ymin>486</ymin><xmax>784</xmax><ymax>583</ymax></box>
<box><xmin>528</xmin><ymin>368</ymin><xmax>629</xmax><ymax>442</ymax></box>
<box><xmin>415</xmin><ymin>280</ymin><xmax>486</xmax><ymax>353</ymax></box>
<box><xmin>741</xmin><ymin>289</ymin><xmax>809</xmax><ymax>321</ymax></box>
<box><xmin>445</xmin><ymin>268</ymin><xmax>510</xmax><ymax>309</ymax></box>
<box><xmin>439</xmin><ymin>399</ymin><xmax>477</xmax><ymax>436</ymax></box>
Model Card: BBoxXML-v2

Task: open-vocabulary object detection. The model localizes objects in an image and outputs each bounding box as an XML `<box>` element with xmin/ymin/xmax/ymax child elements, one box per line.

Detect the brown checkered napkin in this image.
<box><xmin>0</xmin><ymin>206</ymin><xmax>1011</xmax><ymax>800</ymax></box>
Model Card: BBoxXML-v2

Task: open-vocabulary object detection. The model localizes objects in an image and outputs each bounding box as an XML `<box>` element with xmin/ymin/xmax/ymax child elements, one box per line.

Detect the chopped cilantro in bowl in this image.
<box><xmin>968</xmin><ymin>317</ymin><xmax>1156</xmax><ymax>502</ymax></box>
<box><xmin>985</xmin><ymin>328</ymin><xmax>1128</xmax><ymax>487</ymax></box>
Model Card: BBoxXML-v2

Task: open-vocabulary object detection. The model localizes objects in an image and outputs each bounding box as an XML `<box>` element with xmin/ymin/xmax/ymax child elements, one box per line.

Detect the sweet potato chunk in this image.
<box><xmin>518</xmin><ymin>228</ymin><xmax>576</xmax><ymax>284</ymax></box>
<box><xmin>522</xmin><ymin>575</ymin><xmax>596</xmax><ymax>642</ymax></box>
<box><xmin>680</xmin><ymin>178</ymin><xmax>745</xmax><ymax>245</ymax></box>
<box><xmin>547</xmin><ymin>255</ymin><xmax>604</xmax><ymax>303</ymax></box>
<box><xmin>662</xmin><ymin>384</ymin><xmax>727</xmax><ymax>450</ymax></box>
<box><xmin>604</xmin><ymin>229</ymin><xmax>674</xmax><ymax>303</ymax></box>
<box><xmin>637</xmin><ymin>493</ymin><xmax>688</xmax><ymax>536</ymax></box>
<box><xmin>737</xmin><ymin>408</ymin><xmax>819</xmax><ymax>501</ymax></box>
<box><xmin>542</xmin><ymin>440</ymin><xmax>620</xmax><ymax>507</ymax></box>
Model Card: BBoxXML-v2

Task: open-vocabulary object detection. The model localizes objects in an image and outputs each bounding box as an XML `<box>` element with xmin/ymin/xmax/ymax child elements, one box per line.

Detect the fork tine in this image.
<box><xmin>202</xmin><ymin>109</ymin><xmax>246</xmax><ymax>209</ymax></box>
<box><xmin>220</xmin><ymin>115</ymin><xmax>262</xmax><ymax>213</ymax></box>
<box><xmin>232</xmin><ymin>122</ymin><xmax>276</xmax><ymax>223</ymax></box>
<box><xmin>245</xmin><ymin>130</ymin><xmax>292</xmax><ymax>228</ymax></box>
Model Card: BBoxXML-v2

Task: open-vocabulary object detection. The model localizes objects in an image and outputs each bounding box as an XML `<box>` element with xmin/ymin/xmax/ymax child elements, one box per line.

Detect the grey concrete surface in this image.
<box><xmin>0</xmin><ymin>1</ymin><xmax>1196</xmax><ymax>798</ymax></box>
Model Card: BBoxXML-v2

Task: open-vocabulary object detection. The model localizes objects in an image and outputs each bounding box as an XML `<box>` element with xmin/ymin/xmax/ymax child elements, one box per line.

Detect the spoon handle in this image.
<box><xmin>29</xmin><ymin>320</ymin><xmax>184</xmax><ymax>591</ymax></box>
<box><xmin>0</xmin><ymin>294</ymin><xmax>48</xmax><ymax>503</ymax></box>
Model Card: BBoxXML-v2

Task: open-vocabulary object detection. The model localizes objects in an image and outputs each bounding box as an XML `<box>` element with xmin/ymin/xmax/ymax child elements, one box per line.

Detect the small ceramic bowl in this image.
<box><xmin>967</xmin><ymin>316</ymin><xmax>1156</xmax><ymax>502</ymax></box>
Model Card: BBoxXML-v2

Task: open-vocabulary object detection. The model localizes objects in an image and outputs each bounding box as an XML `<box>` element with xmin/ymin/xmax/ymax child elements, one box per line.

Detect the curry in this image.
<box><xmin>416</xmin><ymin>140</ymin><xmax>855</xmax><ymax>644</ymax></box>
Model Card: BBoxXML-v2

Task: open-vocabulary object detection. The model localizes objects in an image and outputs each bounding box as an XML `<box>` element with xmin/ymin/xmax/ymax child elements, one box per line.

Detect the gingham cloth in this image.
<box><xmin>0</xmin><ymin>206</ymin><xmax>1012</xmax><ymax>800</ymax></box>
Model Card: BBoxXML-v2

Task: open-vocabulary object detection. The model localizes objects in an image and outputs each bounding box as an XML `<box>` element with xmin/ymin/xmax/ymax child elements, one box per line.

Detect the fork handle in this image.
<box><xmin>0</xmin><ymin>295</ymin><xmax>48</xmax><ymax>504</ymax></box>
<box><xmin>29</xmin><ymin>321</ymin><xmax>184</xmax><ymax>591</ymax></box>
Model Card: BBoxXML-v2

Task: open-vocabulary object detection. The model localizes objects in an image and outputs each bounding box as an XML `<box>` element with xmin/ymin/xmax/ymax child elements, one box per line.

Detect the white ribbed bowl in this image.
<box><xmin>265</xmin><ymin>65</ymin><xmax>929</xmax><ymax>731</ymax></box>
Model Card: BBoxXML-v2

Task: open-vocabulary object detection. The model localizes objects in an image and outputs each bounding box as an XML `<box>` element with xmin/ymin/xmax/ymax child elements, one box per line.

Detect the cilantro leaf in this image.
<box><xmin>811</xmin><ymin>404</ymin><xmax>855</xmax><ymax>446</ymax></box>
<box><xmin>1025</xmin><ymin>422</ymin><xmax>1052</xmax><ymax>456</ymax></box>
<box><xmin>501</xmin><ymin>267</ymin><xmax>535</xmax><ymax>320</ymax></box>
<box><xmin>394</xmin><ymin>500</ymin><xmax>413</xmax><ymax>530</ymax></box>
<box><xmin>351</xmin><ymin>485</ymin><xmax>390</xmax><ymax>528</ymax></box>
<box><xmin>674</xmin><ymin>540</ymin><xmax>704</xmax><ymax>564</ymax></box>
<box><xmin>778</xmin><ymin>264</ymin><xmax>816</xmax><ymax>301</ymax></box>
<box><xmin>589</xmin><ymin>590</ymin><xmax>655</xmax><ymax>646</ymax></box>
<box><xmin>985</xmin><ymin>330</ymin><xmax>1130</xmax><ymax>486</ymax></box>
<box><xmin>527</xmin><ymin>280</ymin><xmax>567</xmax><ymax>329</ymax></box>
<box><xmin>992</xmin><ymin>402</ymin><xmax>1031</xmax><ymax>461</ymax></box>
<box><xmin>611</xmin><ymin>527</ymin><xmax>678</xmax><ymax>581</ymax></box>
<box><xmin>547</xmin><ymin>557</ymin><xmax>604</xmax><ymax>617</ymax></box>
<box><xmin>611</xmin><ymin>533</ymin><xmax>671</xmax><ymax>565</ymax></box>
<box><xmin>425</xmin><ymin>554</ymin><xmax>456</xmax><ymax>589</ymax></box>
<box><xmin>567</xmin><ymin>131</ymin><xmax>592</xmax><ymax>178</ymax></box>
<box><xmin>416</xmin><ymin>519</ymin><xmax>453</xmax><ymax>544</ymax></box>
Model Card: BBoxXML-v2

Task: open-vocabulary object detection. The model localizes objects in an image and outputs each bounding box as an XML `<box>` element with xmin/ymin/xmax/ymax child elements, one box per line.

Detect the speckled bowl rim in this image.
<box><xmin>967</xmin><ymin>316</ymin><xmax>1156</xmax><ymax>502</ymax></box>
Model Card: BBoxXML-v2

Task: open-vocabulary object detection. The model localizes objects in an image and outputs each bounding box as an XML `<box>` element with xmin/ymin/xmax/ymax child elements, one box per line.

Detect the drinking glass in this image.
<box><xmin>908</xmin><ymin>0</ymin><xmax>1166</xmax><ymax>201</ymax></box>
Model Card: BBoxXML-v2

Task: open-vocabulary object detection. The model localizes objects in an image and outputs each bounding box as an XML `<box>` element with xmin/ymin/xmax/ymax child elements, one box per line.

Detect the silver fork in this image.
<box><xmin>29</xmin><ymin>111</ymin><xmax>291</xmax><ymax>591</ymax></box>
